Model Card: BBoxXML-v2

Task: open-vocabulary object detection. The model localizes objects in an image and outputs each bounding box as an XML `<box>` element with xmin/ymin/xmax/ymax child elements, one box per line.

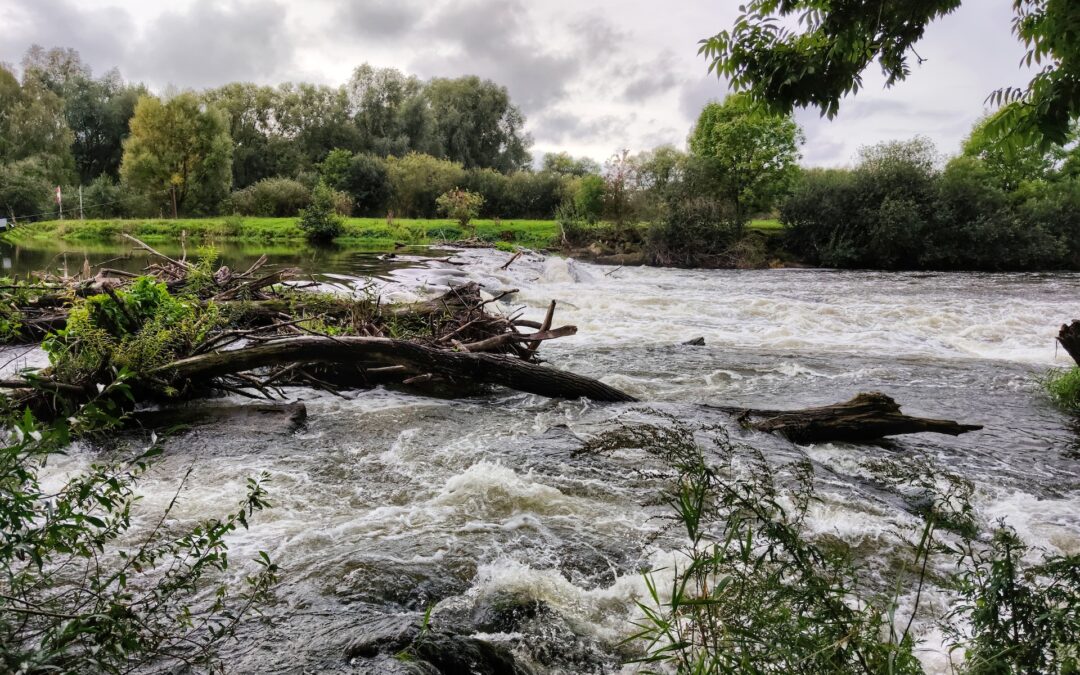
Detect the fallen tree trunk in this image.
<box><xmin>1058</xmin><ymin>320</ymin><xmax>1080</xmax><ymax>366</ymax></box>
<box><xmin>153</xmin><ymin>336</ymin><xmax>636</xmax><ymax>403</ymax></box>
<box><xmin>130</xmin><ymin>402</ymin><xmax>307</xmax><ymax>433</ymax></box>
<box><xmin>709</xmin><ymin>392</ymin><xmax>981</xmax><ymax>443</ymax></box>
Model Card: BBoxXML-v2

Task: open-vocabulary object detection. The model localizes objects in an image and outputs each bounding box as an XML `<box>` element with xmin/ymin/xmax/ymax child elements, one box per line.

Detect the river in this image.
<box><xmin>9</xmin><ymin>241</ymin><xmax>1080</xmax><ymax>673</ymax></box>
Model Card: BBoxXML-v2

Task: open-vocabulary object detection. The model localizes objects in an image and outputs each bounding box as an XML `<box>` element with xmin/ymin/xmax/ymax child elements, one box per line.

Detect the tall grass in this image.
<box><xmin>1044</xmin><ymin>366</ymin><xmax>1080</xmax><ymax>412</ymax></box>
<box><xmin>588</xmin><ymin>414</ymin><xmax>1080</xmax><ymax>674</ymax></box>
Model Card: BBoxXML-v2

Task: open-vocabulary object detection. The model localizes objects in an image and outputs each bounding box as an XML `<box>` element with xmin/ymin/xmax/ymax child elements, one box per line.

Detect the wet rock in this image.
<box><xmin>470</xmin><ymin>594</ymin><xmax>549</xmax><ymax>633</ymax></box>
<box><xmin>409</xmin><ymin>631</ymin><xmax>530</xmax><ymax>675</ymax></box>
<box><xmin>345</xmin><ymin>613</ymin><xmax>531</xmax><ymax>675</ymax></box>
<box><xmin>683</xmin><ymin>336</ymin><xmax>706</xmax><ymax>346</ymax></box>
<box><xmin>345</xmin><ymin>614</ymin><xmax>420</xmax><ymax>659</ymax></box>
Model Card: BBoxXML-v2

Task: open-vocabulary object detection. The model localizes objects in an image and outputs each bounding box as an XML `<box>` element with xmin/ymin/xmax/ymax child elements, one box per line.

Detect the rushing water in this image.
<box><xmin>15</xmin><ymin>243</ymin><xmax>1080</xmax><ymax>673</ymax></box>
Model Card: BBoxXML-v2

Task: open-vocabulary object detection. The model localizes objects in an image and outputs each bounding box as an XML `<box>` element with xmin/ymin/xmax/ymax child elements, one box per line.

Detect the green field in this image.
<box><xmin>3</xmin><ymin>217</ymin><xmax>784</xmax><ymax>250</ymax></box>
<box><xmin>749</xmin><ymin>218</ymin><xmax>783</xmax><ymax>230</ymax></box>
<box><xmin>3</xmin><ymin>217</ymin><xmax>559</xmax><ymax>249</ymax></box>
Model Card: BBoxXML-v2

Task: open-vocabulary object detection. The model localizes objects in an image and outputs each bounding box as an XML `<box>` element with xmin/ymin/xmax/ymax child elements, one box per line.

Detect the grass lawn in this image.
<box><xmin>3</xmin><ymin>217</ymin><xmax>784</xmax><ymax>249</ymax></box>
<box><xmin>3</xmin><ymin>217</ymin><xmax>559</xmax><ymax>250</ymax></box>
<box><xmin>747</xmin><ymin>218</ymin><xmax>783</xmax><ymax>231</ymax></box>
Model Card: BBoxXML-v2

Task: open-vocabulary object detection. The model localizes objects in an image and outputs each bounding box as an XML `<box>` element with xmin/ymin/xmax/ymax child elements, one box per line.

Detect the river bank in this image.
<box><xmin>1</xmin><ymin>217</ymin><xmax>795</xmax><ymax>269</ymax></box>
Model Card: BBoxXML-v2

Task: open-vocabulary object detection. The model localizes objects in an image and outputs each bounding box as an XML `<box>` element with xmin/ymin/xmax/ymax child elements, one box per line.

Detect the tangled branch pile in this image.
<box><xmin>0</xmin><ymin>237</ymin><xmax>633</xmax><ymax>421</ymax></box>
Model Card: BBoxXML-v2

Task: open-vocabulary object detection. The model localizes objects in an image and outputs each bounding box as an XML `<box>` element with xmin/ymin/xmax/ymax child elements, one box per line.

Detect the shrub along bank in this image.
<box><xmin>781</xmin><ymin>136</ymin><xmax>1080</xmax><ymax>271</ymax></box>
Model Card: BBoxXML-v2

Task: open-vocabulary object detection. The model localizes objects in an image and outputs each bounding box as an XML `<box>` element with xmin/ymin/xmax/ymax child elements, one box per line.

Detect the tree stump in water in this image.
<box><xmin>711</xmin><ymin>392</ymin><xmax>982</xmax><ymax>444</ymax></box>
<box><xmin>1058</xmin><ymin>320</ymin><xmax>1080</xmax><ymax>366</ymax></box>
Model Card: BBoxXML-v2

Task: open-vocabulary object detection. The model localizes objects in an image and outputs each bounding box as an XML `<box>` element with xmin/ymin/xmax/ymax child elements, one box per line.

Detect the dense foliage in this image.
<box><xmin>43</xmin><ymin>277</ymin><xmax>222</xmax><ymax>383</ymax></box>
<box><xmin>120</xmin><ymin>93</ymin><xmax>233</xmax><ymax>217</ymax></box>
<box><xmin>689</xmin><ymin>93</ymin><xmax>803</xmax><ymax>224</ymax></box>
<box><xmin>781</xmin><ymin>136</ymin><xmax>1080</xmax><ymax>269</ymax></box>
<box><xmin>435</xmin><ymin>188</ymin><xmax>485</xmax><ymax>234</ymax></box>
<box><xmin>227</xmin><ymin>177</ymin><xmax>312</xmax><ymax>217</ymax></box>
<box><xmin>1044</xmin><ymin>366</ymin><xmax>1080</xmax><ymax>412</ymax></box>
<box><xmin>700</xmin><ymin>0</ymin><xmax>1080</xmax><ymax>149</ymax></box>
<box><xmin>298</xmin><ymin>182</ymin><xmax>346</xmax><ymax>243</ymax></box>
<box><xmin>0</xmin><ymin>46</ymin><xmax>539</xmax><ymax>223</ymax></box>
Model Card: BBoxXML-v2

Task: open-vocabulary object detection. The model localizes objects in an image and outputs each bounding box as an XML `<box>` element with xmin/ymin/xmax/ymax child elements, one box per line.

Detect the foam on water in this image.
<box><xmin>17</xmin><ymin>248</ymin><xmax>1080</xmax><ymax>673</ymax></box>
<box><xmin>451</xmin><ymin>250</ymin><xmax>1080</xmax><ymax>365</ymax></box>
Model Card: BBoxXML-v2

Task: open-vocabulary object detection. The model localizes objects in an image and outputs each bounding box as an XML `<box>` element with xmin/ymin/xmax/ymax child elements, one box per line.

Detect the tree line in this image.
<box><xmin>0</xmin><ymin>46</ymin><xmax>540</xmax><ymax>221</ymax></box>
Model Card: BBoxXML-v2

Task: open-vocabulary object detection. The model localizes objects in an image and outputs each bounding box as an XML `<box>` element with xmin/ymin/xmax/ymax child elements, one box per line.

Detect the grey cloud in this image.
<box><xmin>569</xmin><ymin>14</ymin><xmax>626</xmax><ymax>54</ymax></box>
<box><xmin>638</xmin><ymin>126</ymin><xmax>684</xmax><ymax>150</ymax></box>
<box><xmin>616</xmin><ymin>50</ymin><xmax>680</xmax><ymax>102</ymax></box>
<box><xmin>679</xmin><ymin>75</ymin><xmax>727</xmax><ymax>120</ymax></box>
<box><xmin>409</xmin><ymin>0</ymin><xmax>580</xmax><ymax>113</ymax></box>
<box><xmin>532</xmin><ymin>112</ymin><xmax>624</xmax><ymax>144</ymax></box>
<box><xmin>127</xmin><ymin>0</ymin><xmax>296</xmax><ymax>89</ymax></box>
<box><xmin>623</xmin><ymin>72</ymin><xmax>679</xmax><ymax>102</ymax></box>
<box><xmin>0</xmin><ymin>0</ymin><xmax>133</xmax><ymax>76</ymax></box>
<box><xmin>335</xmin><ymin>1</ymin><xmax>424</xmax><ymax>40</ymax></box>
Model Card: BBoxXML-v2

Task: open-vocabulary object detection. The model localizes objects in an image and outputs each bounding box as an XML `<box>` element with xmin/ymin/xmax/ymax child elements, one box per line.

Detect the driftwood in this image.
<box><xmin>0</xmin><ymin>247</ymin><xmax>636</xmax><ymax>416</ymax></box>
<box><xmin>130</xmin><ymin>402</ymin><xmax>307</xmax><ymax>433</ymax></box>
<box><xmin>709</xmin><ymin>392</ymin><xmax>982</xmax><ymax>443</ymax></box>
<box><xmin>151</xmin><ymin>336</ymin><xmax>636</xmax><ymax>403</ymax></box>
<box><xmin>1058</xmin><ymin>320</ymin><xmax>1080</xmax><ymax>366</ymax></box>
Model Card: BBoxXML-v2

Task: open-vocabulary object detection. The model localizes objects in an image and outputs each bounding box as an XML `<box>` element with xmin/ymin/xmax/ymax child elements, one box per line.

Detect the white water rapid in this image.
<box><xmin>32</xmin><ymin>249</ymin><xmax>1080</xmax><ymax>673</ymax></box>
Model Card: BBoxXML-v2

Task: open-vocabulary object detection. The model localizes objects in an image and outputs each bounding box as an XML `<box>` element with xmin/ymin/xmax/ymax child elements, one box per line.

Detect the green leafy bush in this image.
<box><xmin>386</xmin><ymin>153</ymin><xmax>466</xmax><ymax>218</ymax></box>
<box><xmin>435</xmin><ymin>188</ymin><xmax>484</xmax><ymax>235</ymax></box>
<box><xmin>947</xmin><ymin>526</ymin><xmax>1080</xmax><ymax>673</ymax></box>
<box><xmin>1044</xmin><ymin>366</ymin><xmax>1080</xmax><ymax>411</ymax></box>
<box><xmin>342</xmin><ymin>153</ymin><xmax>391</xmax><ymax>216</ymax></box>
<box><xmin>227</xmin><ymin>177</ymin><xmax>311</xmax><ymax>217</ymax></box>
<box><xmin>0</xmin><ymin>157</ymin><xmax>54</xmax><ymax>222</ymax></box>
<box><xmin>574</xmin><ymin>174</ymin><xmax>605</xmax><ymax>224</ymax></box>
<box><xmin>80</xmin><ymin>175</ymin><xmax>142</xmax><ymax>219</ymax></box>
<box><xmin>780</xmin><ymin>137</ymin><xmax>1080</xmax><ymax>270</ymax></box>
<box><xmin>297</xmin><ymin>181</ymin><xmax>345</xmax><ymax>243</ymax></box>
<box><xmin>0</xmin><ymin>399</ymin><xmax>277</xmax><ymax>673</ymax></box>
<box><xmin>42</xmin><ymin>277</ymin><xmax>220</xmax><ymax>383</ymax></box>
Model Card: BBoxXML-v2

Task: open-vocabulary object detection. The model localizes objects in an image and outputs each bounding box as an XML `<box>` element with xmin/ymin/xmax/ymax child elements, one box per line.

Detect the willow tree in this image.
<box><xmin>120</xmin><ymin>93</ymin><xmax>233</xmax><ymax>216</ymax></box>
<box><xmin>700</xmin><ymin>0</ymin><xmax>1080</xmax><ymax>149</ymax></box>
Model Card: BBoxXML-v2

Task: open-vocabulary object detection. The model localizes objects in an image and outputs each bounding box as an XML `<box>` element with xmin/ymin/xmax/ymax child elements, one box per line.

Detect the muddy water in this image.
<box><xmin>29</xmin><ymin>247</ymin><xmax>1080</xmax><ymax>673</ymax></box>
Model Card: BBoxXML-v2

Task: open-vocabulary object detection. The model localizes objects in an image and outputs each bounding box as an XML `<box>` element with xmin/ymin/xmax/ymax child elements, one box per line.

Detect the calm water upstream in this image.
<box><xmin>13</xmin><ymin>241</ymin><xmax>1080</xmax><ymax>673</ymax></box>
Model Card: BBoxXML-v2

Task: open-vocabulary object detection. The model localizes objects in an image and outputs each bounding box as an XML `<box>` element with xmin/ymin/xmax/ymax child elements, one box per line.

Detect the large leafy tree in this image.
<box><xmin>120</xmin><ymin>94</ymin><xmax>233</xmax><ymax>216</ymax></box>
<box><xmin>689</xmin><ymin>94</ymin><xmax>803</xmax><ymax>222</ymax></box>
<box><xmin>425</xmin><ymin>76</ymin><xmax>532</xmax><ymax>172</ymax></box>
<box><xmin>700</xmin><ymin>0</ymin><xmax>1080</xmax><ymax>148</ymax></box>
<box><xmin>276</xmin><ymin>82</ymin><xmax>361</xmax><ymax>167</ymax></box>
<box><xmin>203</xmin><ymin>82</ymin><xmax>300</xmax><ymax>188</ymax></box>
<box><xmin>22</xmin><ymin>46</ymin><xmax>144</xmax><ymax>182</ymax></box>
<box><xmin>542</xmin><ymin>151</ymin><xmax>601</xmax><ymax>177</ymax></box>
<box><xmin>0</xmin><ymin>65</ymin><xmax>74</xmax><ymax>185</ymax></box>
<box><xmin>346</xmin><ymin>64</ymin><xmax>436</xmax><ymax>157</ymax></box>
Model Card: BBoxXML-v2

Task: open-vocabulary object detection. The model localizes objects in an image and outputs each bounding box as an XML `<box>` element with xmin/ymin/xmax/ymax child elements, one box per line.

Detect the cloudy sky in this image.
<box><xmin>0</xmin><ymin>0</ymin><xmax>1035</xmax><ymax>167</ymax></box>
